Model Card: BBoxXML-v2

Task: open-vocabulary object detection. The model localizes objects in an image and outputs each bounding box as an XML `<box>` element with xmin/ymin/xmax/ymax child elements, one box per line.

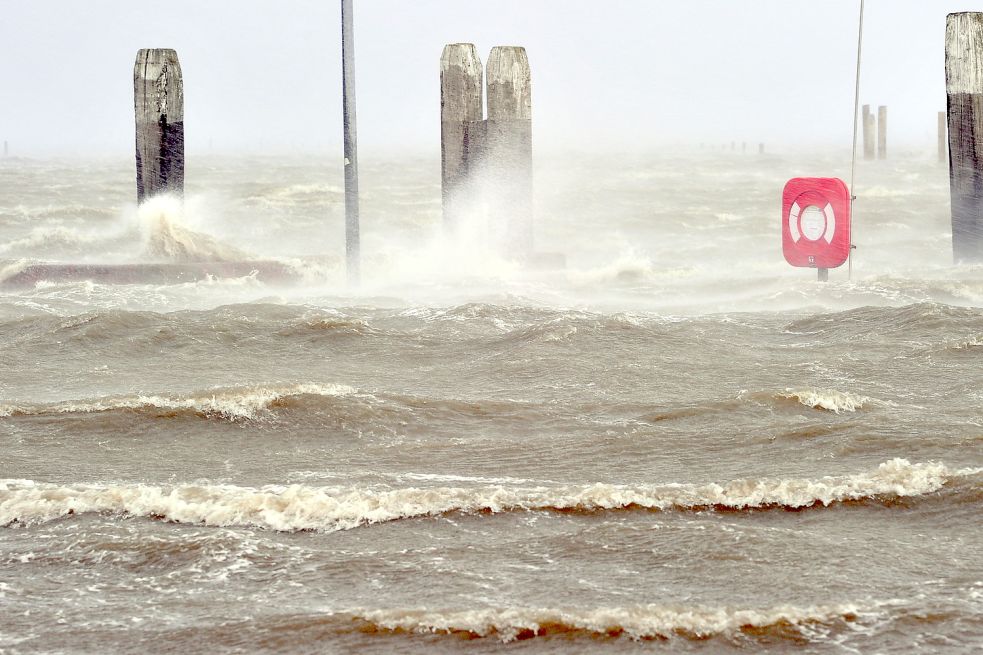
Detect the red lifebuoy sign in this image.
<box><xmin>782</xmin><ymin>178</ymin><xmax>851</xmax><ymax>269</ymax></box>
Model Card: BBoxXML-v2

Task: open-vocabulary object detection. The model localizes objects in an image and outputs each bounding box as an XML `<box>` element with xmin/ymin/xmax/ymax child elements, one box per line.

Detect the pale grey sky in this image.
<box><xmin>0</xmin><ymin>1</ymin><xmax>977</xmax><ymax>156</ymax></box>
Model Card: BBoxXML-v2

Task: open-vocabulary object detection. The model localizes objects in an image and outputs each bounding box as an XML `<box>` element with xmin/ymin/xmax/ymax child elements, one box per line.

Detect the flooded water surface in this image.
<box><xmin>1</xmin><ymin>151</ymin><xmax>981</xmax><ymax>653</ymax></box>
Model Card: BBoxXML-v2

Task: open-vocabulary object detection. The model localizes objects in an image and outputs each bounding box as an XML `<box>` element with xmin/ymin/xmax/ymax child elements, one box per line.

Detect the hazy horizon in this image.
<box><xmin>0</xmin><ymin>1</ymin><xmax>976</xmax><ymax>158</ymax></box>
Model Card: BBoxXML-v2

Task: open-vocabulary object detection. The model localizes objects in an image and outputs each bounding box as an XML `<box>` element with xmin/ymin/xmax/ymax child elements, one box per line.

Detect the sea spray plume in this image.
<box><xmin>139</xmin><ymin>195</ymin><xmax>251</xmax><ymax>263</ymax></box>
<box><xmin>0</xmin><ymin>460</ymin><xmax>971</xmax><ymax>531</ymax></box>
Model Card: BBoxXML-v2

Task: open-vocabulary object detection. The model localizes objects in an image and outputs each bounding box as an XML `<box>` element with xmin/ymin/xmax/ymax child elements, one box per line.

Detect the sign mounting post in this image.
<box><xmin>342</xmin><ymin>0</ymin><xmax>360</xmax><ymax>285</ymax></box>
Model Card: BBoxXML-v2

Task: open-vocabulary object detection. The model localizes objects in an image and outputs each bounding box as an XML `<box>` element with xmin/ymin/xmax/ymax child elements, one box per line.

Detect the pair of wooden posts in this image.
<box><xmin>861</xmin><ymin>105</ymin><xmax>887</xmax><ymax>161</ymax></box>
<box><xmin>440</xmin><ymin>44</ymin><xmax>533</xmax><ymax>259</ymax></box>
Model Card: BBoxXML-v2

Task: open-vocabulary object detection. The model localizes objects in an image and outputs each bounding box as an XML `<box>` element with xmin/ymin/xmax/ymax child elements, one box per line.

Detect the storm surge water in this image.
<box><xmin>1</xmin><ymin>151</ymin><xmax>981</xmax><ymax>654</ymax></box>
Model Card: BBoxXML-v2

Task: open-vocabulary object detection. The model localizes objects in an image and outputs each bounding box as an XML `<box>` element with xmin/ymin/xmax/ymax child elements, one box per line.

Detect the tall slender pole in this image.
<box><xmin>848</xmin><ymin>0</ymin><xmax>865</xmax><ymax>280</ymax></box>
<box><xmin>342</xmin><ymin>0</ymin><xmax>360</xmax><ymax>285</ymax></box>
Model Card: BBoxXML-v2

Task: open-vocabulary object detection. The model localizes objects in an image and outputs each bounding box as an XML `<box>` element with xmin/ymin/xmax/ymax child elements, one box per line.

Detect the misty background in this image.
<box><xmin>0</xmin><ymin>0</ymin><xmax>974</xmax><ymax>157</ymax></box>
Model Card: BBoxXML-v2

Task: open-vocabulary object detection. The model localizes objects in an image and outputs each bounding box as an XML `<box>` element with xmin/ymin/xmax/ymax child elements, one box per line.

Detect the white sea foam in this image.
<box><xmin>0</xmin><ymin>383</ymin><xmax>356</xmax><ymax>421</ymax></box>
<box><xmin>352</xmin><ymin>603</ymin><xmax>863</xmax><ymax>641</ymax></box>
<box><xmin>779</xmin><ymin>389</ymin><xmax>871</xmax><ymax>413</ymax></box>
<box><xmin>0</xmin><ymin>460</ymin><xmax>963</xmax><ymax>532</ymax></box>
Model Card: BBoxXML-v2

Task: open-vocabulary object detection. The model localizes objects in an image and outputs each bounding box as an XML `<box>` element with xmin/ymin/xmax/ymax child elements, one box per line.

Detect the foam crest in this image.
<box><xmin>0</xmin><ymin>383</ymin><xmax>355</xmax><ymax>421</ymax></box>
<box><xmin>0</xmin><ymin>460</ymin><xmax>963</xmax><ymax>531</ymax></box>
<box><xmin>779</xmin><ymin>389</ymin><xmax>871</xmax><ymax>413</ymax></box>
<box><xmin>352</xmin><ymin>604</ymin><xmax>861</xmax><ymax>641</ymax></box>
<box><xmin>0</xmin><ymin>226</ymin><xmax>107</xmax><ymax>255</ymax></box>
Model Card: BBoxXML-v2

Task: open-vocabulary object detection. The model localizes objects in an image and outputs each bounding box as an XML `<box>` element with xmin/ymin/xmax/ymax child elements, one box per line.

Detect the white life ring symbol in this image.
<box><xmin>788</xmin><ymin>202</ymin><xmax>836</xmax><ymax>244</ymax></box>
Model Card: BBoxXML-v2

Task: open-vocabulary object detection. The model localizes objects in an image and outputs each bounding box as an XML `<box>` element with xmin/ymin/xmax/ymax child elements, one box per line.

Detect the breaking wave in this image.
<box><xmin>347</xmin><ymin>603</ymin><xmax>862</xmax><ymax>642</ymax></box>
<box><xmin>643</xmin><ymin>388</ymin><xmax>874</xmax><ymax>422</ymax></box>
<box><xmin>1</xmin><ymin>460</ymin><xmax>971</xmax><ymax>531</ymax></box>
<box><xmin>0</xmin><ymin>226</ymin><xmax>114</xmax><ymax>257</ymax></box>
<box><xmin>0</xmin><ymin>383</ymin><xmax>356</xmax><ymax>422</ymax></box>
<box><xmin>777</xmin><ymin>389</ymin><xmax>871</xmax><ymax>413</ymax></box>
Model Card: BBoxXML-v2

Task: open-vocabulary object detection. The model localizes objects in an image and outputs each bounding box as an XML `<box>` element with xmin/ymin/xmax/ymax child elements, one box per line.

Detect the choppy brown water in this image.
<box><xmin>1</xmin><ymin>151</ymin><xmax>981</xmax><ymax>653</ymax></box>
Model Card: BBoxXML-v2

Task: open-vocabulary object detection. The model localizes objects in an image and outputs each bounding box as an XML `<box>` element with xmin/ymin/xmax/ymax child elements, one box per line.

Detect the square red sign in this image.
<box><xmin>782</xmin><ymin>177</ymin><xmax>852</xmax><ymax>269</ymax></box>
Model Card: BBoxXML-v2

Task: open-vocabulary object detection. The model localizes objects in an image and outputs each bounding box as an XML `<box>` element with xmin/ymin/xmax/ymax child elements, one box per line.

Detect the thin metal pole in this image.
<box><xmin>848</xmin><ymin>0</ymin><xmax>865</xmax><ymax>281</ymax></box>
<box><xmin>342</xmin><ymin>0</ymin><xmax>360</xmax><ymax>286</ymax></box>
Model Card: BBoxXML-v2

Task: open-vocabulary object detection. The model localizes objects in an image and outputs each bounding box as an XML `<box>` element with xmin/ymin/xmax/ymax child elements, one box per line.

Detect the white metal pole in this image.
<box><xmin>342</xmin><ymin>0</ymin><xmax>360</xmax><ymax>286</ymax></box>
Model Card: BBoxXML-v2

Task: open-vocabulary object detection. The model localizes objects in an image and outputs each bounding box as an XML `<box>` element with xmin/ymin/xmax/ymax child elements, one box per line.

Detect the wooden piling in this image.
<box><xmin>134</xmin><ymin>49</ymin><xmax>184</xmax><ymax>203</ymax></box>
<box><xmin>877</xmin><ymin>106</ymin><xmax>887</xmax><ymax>159</ymax></box>
<box><xmin>485</xmin><ymin>46</ymin><xmax>533</xmax><ymax>258</ymax></box>
<box><xmin>939</xmin><ymin>111</ymin><xmax>947</xmax><ymax>164</ymax></box>
<box><xmin>759</xmin><ymin>143</ymin><xmax>764</xmax><ymax>155</ymax></box>
<box><xmin>2</xmin><ymin>141</ymin><xmax>7</xmax><ymax>157</ymax></box>
<box><xmin>862</xmin><ymin>105</ymin><xmax>875</xmax><ymax>160</ymax></box>
<box><xmin>946</xmin><ymin>12</ymin><xmax>983</xmax><ymax>262</ymax></box>
<box><xmin>341</xmin><ymin>0</ymin><xmax>360</xmax><ymax>285</ymax></box>
<box><xmin>440</xmin><ymin>44</ymin><xmax>484</xmax><ymax>232</ymax></box>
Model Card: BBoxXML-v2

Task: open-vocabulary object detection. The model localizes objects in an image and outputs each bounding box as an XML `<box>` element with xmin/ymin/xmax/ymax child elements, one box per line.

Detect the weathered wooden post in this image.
<box><xmin>341</xmin><ymin>0</ymin><xmax>360</xmax><ymax>285</ymax></box>
<box><xmin>440</xmin><ymin>44</ymin><xmax>483</xmax><ymax>231</ymax></box>
<box><xmin>485</xmin><ymin>46</ymin><xmax>533</xmax><ymax>258</ymax></box>
<box><xmin>759</xmin><ymin>143</ymin><xmax>765</xmax><ymax>155</ymax></box>
<box><xmin>877</xmin><ymin>105</ymin><xmax>887</xmax><ymax>159</ymax></box>
<box><xmin>134</xmin><ymin>49</ymin><xmax>184</xmax><ymax>202</ymax></box>
<box><xmin>946</xmin><ymin>12</ymin><xmax>983</xmax><ymax>263</ymax></box>
<box><xmin>862</xmin><ymin>105</ymin><xmax>875</xmax><ymax>160</ymax></box>
<box><xmin>939</xmin><ymin>111</ymin><xmax>948</xmax><ymax>164</ymax></box>
<box><xmin>2</xmin><ymin>141</ymin><xmax>7</xmax><ymax>157</ymax></box>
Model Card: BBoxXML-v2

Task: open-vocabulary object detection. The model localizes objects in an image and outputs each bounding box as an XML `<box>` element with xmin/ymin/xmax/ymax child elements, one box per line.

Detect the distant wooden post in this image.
<box><xmin>486</xmin><ymin>46</ymin><xmax>533</xmax><ymax>258</ymax></box>
<box><xmin>759</xmin><ymin>143</ymin><xmax>764</xmax><ymax>155</ymax></box>
<box><xmin>939</xmin><ymin>111</ymin><xmax>947</xmax><ymax>164</ymax></box>
<box><xmin>877</xmin><ymin>105</ymin><xmax>887</xmax><ymax>159</ymax></box>
<box><xmin>2</xmin><ymin>141</ymin><xmax>7</xmax><ymax>157</ymax></box>
<box><xmin>946</xmin><ymin>12</ymin><xmax>983</xmax><ymax>263</ymax></box>
<box><xmin>134</xmin><ymin>49</ymin><xmax>184</xmax><ymax>203</ymax></box>
<box><xmin>862</xmin><ymin>105</ymin><xmax>875</xmax><ymax>160</ymax></box>
<box><xmin>440</xmin><ymin>44</ymin><xmax>483</xmax><ymax>231</ymax></box>
<box><xmin>341</xmin><ymin>0</ymin><xmax>360</xmax><ymax>285</ymax></box>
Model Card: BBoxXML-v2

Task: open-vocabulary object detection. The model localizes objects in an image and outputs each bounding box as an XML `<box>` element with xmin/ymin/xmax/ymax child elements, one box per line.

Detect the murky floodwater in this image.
<box><xmin>1</xmin><ymin>150</ymin><xmax>981</xmax><ymax>653</ymax></box>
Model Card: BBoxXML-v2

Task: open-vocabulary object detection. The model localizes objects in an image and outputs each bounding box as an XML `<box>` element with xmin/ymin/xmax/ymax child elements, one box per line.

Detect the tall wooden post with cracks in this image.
<box><xmin>440</xmin><ymin>44</ymin><xmax>484</xmax><ymax>232</ymax></box>
<box><xmin>134</xmin><ymin>49</ymin><xmax>184</xmax><ymax>203</ymax></box>
<box><xmin>946</xmin><ymin>12</ymin><xmax>983</xmax><ymax>263</ymax></box>
<box><xmin>485</xmin><ymin>47</ymin><xmax>533</xmax><ymax>259</ymax></box>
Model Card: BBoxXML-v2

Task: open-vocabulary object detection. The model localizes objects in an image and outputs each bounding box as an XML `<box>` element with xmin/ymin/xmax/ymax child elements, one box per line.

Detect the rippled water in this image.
<box><xmin>1</xmin><ymin>151</ymin><xmax>981</xmax><ymax>653</ymax></box>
